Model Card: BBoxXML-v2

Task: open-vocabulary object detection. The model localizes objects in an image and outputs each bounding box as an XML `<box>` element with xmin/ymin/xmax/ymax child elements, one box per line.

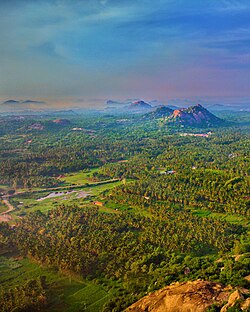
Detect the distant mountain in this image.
<box><xmin>207</xmin><ymin>103</ymin><xmax>250</xmax><ymax>112</ymax></box>
<box><xmin>167</xmin><ymin>104</ymin><xmax>224</xmax><ymax>127</ymax></box>
<box><xmin>127</xmin><ymin>100</ymin><xmax>152</xmax><ymax>110</ymax></box>
<box><xmin>148</xmin><ymin>100</ymin><xmax>179</xmax><ymax>109</ymax></box>
<box><xmin>106</xmin><ymin>99</ymin><xmax>139</xmax><ymax>109</ymax></box>
<box><xmin>2</xmin><ymin>100</ymin><xmax>20</xmax><ymax>105</ymax></box>
<box><xmin>1</xmin><ymin>99</ymin><xmax>46</xmax><ymax>105</ymax></box>
<box><xmin>144</xmin><ymin>106</ymin><xmax>174</xmax><ymax>119</ymax></box>
<box><xmin>106</xmin><ymin>100</ymin><xmax>129</xmax><ymax>106</ymax></box>
<box><xmin>22</xmin><ymin>100</ymin><xmax>46</xmax><ymax>104</ymax></box>
<box><xmin>148</xmin><ymin>100</ymin><xmax>166</xmax><ymax>106</ymax></box>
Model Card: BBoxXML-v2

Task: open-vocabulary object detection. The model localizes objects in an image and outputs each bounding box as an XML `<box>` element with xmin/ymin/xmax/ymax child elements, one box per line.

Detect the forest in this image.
<box><xmin>0</xmin><ymin>110</ymin><xmax>249</xmax><ymax>311</ymax></box>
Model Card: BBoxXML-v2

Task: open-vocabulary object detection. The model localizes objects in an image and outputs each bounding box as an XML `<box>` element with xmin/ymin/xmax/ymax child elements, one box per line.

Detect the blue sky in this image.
<box><xmin>1</xmin><ymin>0</ymin><xmax>250</xmax><ymax>105</ymax></box>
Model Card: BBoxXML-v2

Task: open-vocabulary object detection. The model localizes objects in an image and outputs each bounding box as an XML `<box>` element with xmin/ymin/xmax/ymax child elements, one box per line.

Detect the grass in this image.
<box><xmin>8</xmin><ymin>180</ymin><xmax>122</xmax><ymax>219</ymax></box>
<box><xmin>104</xmin><ymin>200</ymin><xmax>132</xmax><ymax>212</ymax></box>
<box><xmin>0</xmin><ymin>255</ymin><xmax>114</xmax><ymax>312</ymax></box>
<box><xmin>104</xmin><ymin>199</ymin><xmax>153</xmax><ymax>219</ymax></box>
<box><xmin>59</xmin><ymin>168</ymin><xmax>100</xmax><ymax>186</ymax></box>
<box><xmin>89</xmin><ymin>181</ymin><xmax>122</xmax><ymax>196</ymax></box>
<box><xmin>0</xmin><ymin>200</ymin><xmax>7</xmax><ymax>213</ymax></box>
<box><xmin>204</xmin><ymin>169</ymin><xmax>227</xmax><ymax>175</ymax></box>
<box><xmin>64</xmin><ymin>284</ymin><xmax>111</xmax><ymax>312</ymax></box>
<box><xmin>191</xmin><ymin>208</ymin><xmax>250</xmax><ymax>228</ymax></box>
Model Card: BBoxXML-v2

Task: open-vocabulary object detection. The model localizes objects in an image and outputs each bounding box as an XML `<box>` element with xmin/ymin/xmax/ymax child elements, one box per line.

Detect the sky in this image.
<box><xmin>1</xmin><ymin>0</ymin><xmax>250</xmax><ymax>106</ymax></box>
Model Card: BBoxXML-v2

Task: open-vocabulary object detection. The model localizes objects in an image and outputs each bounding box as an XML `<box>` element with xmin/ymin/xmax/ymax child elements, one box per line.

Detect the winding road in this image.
<box><xmin>0</xmin><ymin>195</ymin><xmax>15</xmax><ymax>222</ymax></box>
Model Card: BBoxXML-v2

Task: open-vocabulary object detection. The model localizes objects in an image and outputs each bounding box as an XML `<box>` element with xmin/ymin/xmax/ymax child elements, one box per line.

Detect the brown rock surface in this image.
<box><xmin>168</xmin><ymin>104</ymin><xmax>223</xmax><ymax>127</ymax></box>
<box><xmin>126</xmin><ymin>281</ymin><xmax>234</xmax><ymax>312</ymax></box>
<box><xmin>241</xmin><ymin>297</ymin><xmax>250</xmax><ymax>310</ymax></box>
<box><xmin>220</xmin><ymin>290</ymin><xmax>244</xmax><ymax>312</ymax></box>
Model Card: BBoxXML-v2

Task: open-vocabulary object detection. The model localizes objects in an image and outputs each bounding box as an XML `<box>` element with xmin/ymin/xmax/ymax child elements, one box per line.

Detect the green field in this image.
<box><xmin>59</xmin><ymin>168</ymin><xmax>100</xmax><ymax>186</ymax></box>
<box><xmin>0</xmin><ymin>256</ymin><xmax>114</xmax><ymax>312</ymax></box>
<box><xmin>192</xmin><ymin>208</ymin><xmax>250</xmax><ymax>228</ymax></box>
<box><xmin>8</xmin><ymin>180</ymin><xmax>122</xmax><ymax>219</ymax></box>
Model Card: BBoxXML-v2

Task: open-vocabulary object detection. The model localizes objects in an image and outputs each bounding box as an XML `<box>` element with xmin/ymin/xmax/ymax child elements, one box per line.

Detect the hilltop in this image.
<box><xmin>128</xmin><ymin>100</ymin><xmax>152</xmax><ymax>111</ymax></box>
<box><xmin>168</xmin><ymin>104</ymin><xmax>224</xmax><ymax>126</ymax></box>
<box><xmin>144</xmin><ymin>106</ymin><xmax>174</xmax><ymax>119</ymax></box>
<box><xmin>142</xmin><ymin>103</ymin><xmax>224</xmax><ymax>127</ymax></box>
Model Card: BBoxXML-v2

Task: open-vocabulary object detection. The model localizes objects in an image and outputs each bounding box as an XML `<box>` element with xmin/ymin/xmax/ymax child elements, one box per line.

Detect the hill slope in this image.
<box><xmin>168</xmin><ymin>104</ymin><xmax>224</xmax><ymax>127</ymax></box>
<box><xmin>145</xmin><ymin>106</ymin><xmax>174</xmax><ymax>119</ymax></box>
<box><xmin>128</xmin><ymin>100</ymin><xmax>152</xmax><ymax>111</ymax></box>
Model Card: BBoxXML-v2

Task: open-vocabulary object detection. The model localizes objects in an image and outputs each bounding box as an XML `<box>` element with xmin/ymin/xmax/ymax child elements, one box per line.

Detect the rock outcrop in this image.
<box><xmin>167</xmin><ymin>104</ymin><xmax>224</xmax><ymax>127</ymax></box>
<box><xmin>126</xmin><ymin>280</ymin><xmax>249</xmax><ymax>312</ymax></box>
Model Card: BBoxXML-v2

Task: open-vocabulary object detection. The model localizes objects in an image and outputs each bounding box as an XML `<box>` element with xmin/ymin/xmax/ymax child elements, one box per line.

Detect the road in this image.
<box><xmin>5</xmin><ymin>178</ymin><xmax>120</xmax><ymax>197</ymax></box>
<box><xmin>1</xmin><ymin>196</ymin><xmax>15</xmax><ymax>215</ymax></box>
<box><xmin>0</xmin><ymin>196</ymin><xmax>15</xmax><ymax>222</ymax></box>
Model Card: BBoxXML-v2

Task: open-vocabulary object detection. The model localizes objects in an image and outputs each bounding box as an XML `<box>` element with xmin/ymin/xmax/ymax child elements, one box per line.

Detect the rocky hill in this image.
<box><xmin>167</xmin><ymin>104</ymin><xmax>224</xmax><ymax>127</ymax></box>
<box><xmin>128</xmin><ymin>100</ymin><xmax>152</xmax><ymax>111</ymax></box>
<box><xmin>126</xmin><ymin>280</ymin><xmax>250</xmax><ymax>312</ymax></box>
<box><xmin>144</xmin><ymin>106</ymin><xmax>174</xmax><ymax>119</ymax></box>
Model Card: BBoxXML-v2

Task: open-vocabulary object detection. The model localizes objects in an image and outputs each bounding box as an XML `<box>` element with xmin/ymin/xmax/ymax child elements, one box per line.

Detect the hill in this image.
<box><xmin>2</xmin><ymin>99</ymin><xmax>46</xmax><ymax>105</ymax></box>
<box><xmin>128</xmin><ymin>100</ymin><xmax>152</xmax><ymax>111</ymax></box>
<box><xmin>167</xmin><ymin>104</ymin><xmax>224</xmax><ymax>127</ymax></box>
<box><xmin>22</xmin><ymin>100</ymin><xmax>46</xmax><ymax>104</ymax></box>
<box><xmin>144</xmin><ymin>106</ymin><xmax>174</xmax><ymax>119</ymax></box>
<box><xmin>2</xmin><ymin>100</ymin><xmax>20</xmax><ymax>105</ymax></box>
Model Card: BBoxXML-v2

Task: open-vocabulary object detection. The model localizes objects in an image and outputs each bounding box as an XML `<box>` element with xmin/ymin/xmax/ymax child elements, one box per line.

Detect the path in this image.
<box><xmin>0</xmin><ymin>196</ymin><xmax>15</xmax><ymax>222</ymax></box>
<box><xmin>1</xmin><ymin>196</ymin><xmax>15</xmax><ymax>215</ymax></box>
<box><xmin>8</xmin><ymin>178</ymin><xmax>120</xmax><ymax>197</ymax></box>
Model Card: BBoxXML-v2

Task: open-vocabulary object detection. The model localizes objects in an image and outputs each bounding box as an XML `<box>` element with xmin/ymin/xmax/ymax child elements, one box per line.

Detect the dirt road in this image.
<box><xmin>0</xmin><ymin>196</ymin><xmax>15</xmax><ymax>222</ymax></box>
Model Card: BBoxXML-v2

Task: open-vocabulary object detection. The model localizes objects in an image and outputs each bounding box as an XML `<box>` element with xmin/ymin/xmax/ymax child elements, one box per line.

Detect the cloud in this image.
<box><xmin>1</xmin><ymin>0</ymin><xmax>250</xmax><ymax>99</ymax></box>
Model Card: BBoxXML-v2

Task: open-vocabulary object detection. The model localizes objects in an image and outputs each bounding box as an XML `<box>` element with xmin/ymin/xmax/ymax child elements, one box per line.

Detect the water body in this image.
<box><xmin>37</xmin><ymin>190</ymin><xmax>90</xmax><ymax>201</ymax></box>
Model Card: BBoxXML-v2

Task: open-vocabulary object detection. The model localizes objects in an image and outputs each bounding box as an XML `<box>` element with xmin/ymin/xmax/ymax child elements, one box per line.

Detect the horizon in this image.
<box><xmin>1</xmin><ymin>95</ymin><xmax>250</xmax><ymax>113</ymax></box>
<box><xmin>1</xmin><ymin>95</ymin><xmax>250</xmax><ymax>112</ymax></box>
<box><xmin>1</xmin><ymin>1</ymin><xmax>250</xmax><ymax>105</ymax></box>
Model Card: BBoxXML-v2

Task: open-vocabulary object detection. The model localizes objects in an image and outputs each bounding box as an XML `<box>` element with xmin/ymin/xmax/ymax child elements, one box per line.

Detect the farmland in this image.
<box><xmin>0</xmin><ymin>110</ymin><xmax>249</xmax><ymax>311</ymax></box>
<box><xmin>0</xmin><ymin>255</ymin><xmax>115</xmax><ymax>312</ymax></box>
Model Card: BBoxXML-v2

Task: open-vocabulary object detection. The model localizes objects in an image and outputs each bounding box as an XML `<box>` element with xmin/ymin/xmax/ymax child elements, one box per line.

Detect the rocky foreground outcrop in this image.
<box><xmin>126</xmin><ymin>280</ymin><xmax>249</xmax><ymax>312</ymax></box>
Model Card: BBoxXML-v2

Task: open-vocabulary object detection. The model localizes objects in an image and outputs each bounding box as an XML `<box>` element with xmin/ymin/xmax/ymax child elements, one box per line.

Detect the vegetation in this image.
<box><xmin>0</xmin><ymin>110</ymin><xmax>249</xmax><ymax>311</ymax></box>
